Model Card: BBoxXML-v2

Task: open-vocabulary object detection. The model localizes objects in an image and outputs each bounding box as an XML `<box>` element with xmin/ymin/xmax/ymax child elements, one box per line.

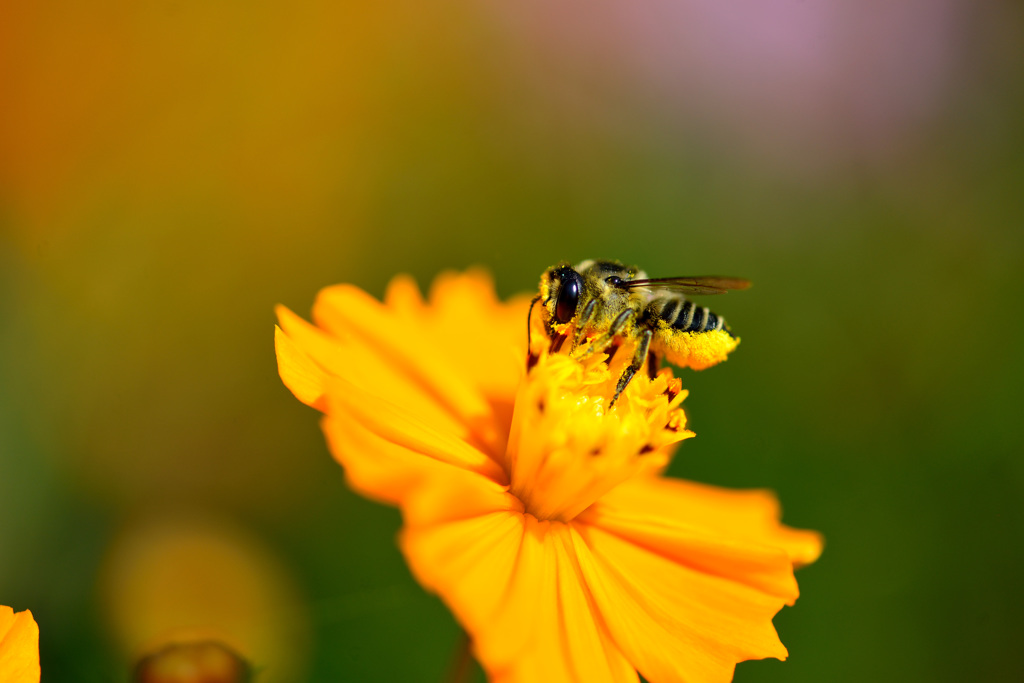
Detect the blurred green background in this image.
<box><xmin>2</xmin><ymin>1</ymin><xmax>1022</xmax><ymax>681</ymax></box>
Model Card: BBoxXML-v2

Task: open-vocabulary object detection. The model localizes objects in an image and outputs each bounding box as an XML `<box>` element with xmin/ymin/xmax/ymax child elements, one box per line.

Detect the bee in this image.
<box><xmin>529</xmin><ymin>259</ymin><xmax>750</xmax><ymax>404</ymax></box>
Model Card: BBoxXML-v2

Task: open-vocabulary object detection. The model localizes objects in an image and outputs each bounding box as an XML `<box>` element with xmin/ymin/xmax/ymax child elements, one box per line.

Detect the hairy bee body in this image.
<box><xmin>535</xmin><ymin>259</ymin><xmax>747</xmax><ymax>403</ymax></box>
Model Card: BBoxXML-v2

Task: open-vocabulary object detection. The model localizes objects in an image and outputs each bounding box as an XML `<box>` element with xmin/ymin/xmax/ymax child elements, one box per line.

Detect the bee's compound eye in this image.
<box><xmin>554</xmin><ymin>276</ymin><xmax>580</xmax><ymax>324</ymax></box>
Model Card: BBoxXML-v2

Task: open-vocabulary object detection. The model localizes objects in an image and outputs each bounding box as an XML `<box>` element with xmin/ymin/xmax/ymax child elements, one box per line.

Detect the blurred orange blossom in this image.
<box><xmin>274</xmin><ymin>269</ymin><xmax>823</xmax><ymax>682</ymax></box>
<box><xmin>133</xmin><ymin>640</ymin><xmax>251</xmax><ymax>683</ymax></box>
<box><xmin>0</xmin><ymin>606</ymin><xmax>40</xmax><ymax>683</ymax></box>
<box><xmin>99</xmin><ymin>515</ymin><xmax>309</xmax><ymax>683</ymax></box>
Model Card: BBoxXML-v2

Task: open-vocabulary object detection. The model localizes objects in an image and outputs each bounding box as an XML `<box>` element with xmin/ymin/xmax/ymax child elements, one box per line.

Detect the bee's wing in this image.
<box><xmin>622</xmin><ymin>276</ymin><xmax>751</xmax><ymax>295</ymax></box>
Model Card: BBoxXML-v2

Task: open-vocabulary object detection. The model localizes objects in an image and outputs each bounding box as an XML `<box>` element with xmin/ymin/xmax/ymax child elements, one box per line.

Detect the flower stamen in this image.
<box><xmin>506</xmin><ymin>326</ymin><xmax>693</xmax><ymax>522</ymax></box>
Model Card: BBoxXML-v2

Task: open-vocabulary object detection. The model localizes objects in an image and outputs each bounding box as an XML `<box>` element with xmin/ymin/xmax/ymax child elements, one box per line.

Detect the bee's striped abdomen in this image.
<box><xmin>659</xmin><ymin>299</ymin><xmax>681</xmax><ymax>324</ymax></box>
<box><xmin>688</xmin><ymin>305</ymin><xmax>706</xmax><ymax>331</ymax></box>
<box><xmin>670</xmin><ymin>301</ymin><xmax>730</xmax><ymax>335</ymax></box>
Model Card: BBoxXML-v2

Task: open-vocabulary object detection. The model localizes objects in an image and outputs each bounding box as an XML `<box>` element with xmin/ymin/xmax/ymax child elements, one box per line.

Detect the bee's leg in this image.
<box><xmin>576</xmin><ymin>309</ymin><xmax>633</xmax><ymax>360</ymax></box>
<box><xmin>526</xmin><ymin>295</ymin><xmax>542</xmax><ymax>348</ymax></box>
<box><xmin>647</xmin><ymin>350</ymin><xmax>660</xmax><ymax>379</ymax></box>
<box><xmin>572</xmin><ymin>299</ymin><xmax>599</xmax><ymax>350</ymax></box>
<box><xmin>611</xmin><ymin>327</ymin><xmax>653</xmax><ymax>407</ymax></box>
<box><xmin>550</xmin><ymin>333</ymin><xmax>568</xmax><ymax>354</ymax></box>
<box><xmin>526</xmin><ymin>295</ymin><xmax>543</xmax><ymax>369</ymax></box>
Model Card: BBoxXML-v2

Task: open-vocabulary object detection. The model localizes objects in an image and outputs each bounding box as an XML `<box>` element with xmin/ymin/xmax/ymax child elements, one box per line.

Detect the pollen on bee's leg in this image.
<box><xmin>571</xmin><ymin>332</ymin><xmax>613</xmax><ymax>363</ymax></box>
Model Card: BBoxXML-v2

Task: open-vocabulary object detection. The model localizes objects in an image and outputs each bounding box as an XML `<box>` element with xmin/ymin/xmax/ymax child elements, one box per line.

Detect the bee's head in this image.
<box><xmin>540</xmin><ymin>263</ymin><xmax>583</xmax><ymax>326</ymax></box>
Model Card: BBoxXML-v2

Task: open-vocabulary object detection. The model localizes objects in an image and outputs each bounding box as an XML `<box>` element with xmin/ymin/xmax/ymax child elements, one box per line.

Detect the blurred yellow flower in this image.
<box><xmin>275</xmin><ymin>270</ymin><xmax>823</xmax><ymax>682</ymax></box>
<box><xmin>133</xmin><ymin>640</ymin><xmax>250</xmax><ymax>683</ymax></box>
<box><xmin>0</xmin><ymin>606</ymin><xmax>40</xmax><ymax>683</ymax></box>
<box><xmin>99</xmin><ymin>515</ymin><xmax>309</xmax><ymax>683</ymax></box>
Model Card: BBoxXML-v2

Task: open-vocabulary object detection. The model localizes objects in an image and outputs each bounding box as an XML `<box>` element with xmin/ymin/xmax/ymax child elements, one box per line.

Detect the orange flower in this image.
<box><xmin>275</xmin><ymin>269</ymin><xmax>823</xmax><ymax>682</ymax></box>
<box><xmin>0</xmin><ymin>606</ymin><xmax>40</xmax><ymax>683</ymax></box>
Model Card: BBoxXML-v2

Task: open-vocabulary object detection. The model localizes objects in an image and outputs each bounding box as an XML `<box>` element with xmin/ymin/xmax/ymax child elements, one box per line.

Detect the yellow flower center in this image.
<box><xmin>505</xmin><ymin>337</ymin><xmax>693</xmax><ymax>522</ymax></box>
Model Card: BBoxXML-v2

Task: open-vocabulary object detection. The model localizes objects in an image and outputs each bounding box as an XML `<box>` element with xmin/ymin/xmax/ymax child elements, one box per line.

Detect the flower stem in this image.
<box><xmin>446</xmin><ymin>629</ymin><xmax>473</xmax><ymax>683</ymax></box>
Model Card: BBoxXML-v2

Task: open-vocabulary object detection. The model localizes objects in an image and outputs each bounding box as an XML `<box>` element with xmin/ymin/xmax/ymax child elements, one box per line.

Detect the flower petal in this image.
<box><xmin>402</xmin><ymin>467</ymin><xmax>522</xmax><ymax>528</ymax></box>
<box><xmin>276</xmin><ymin>305</ymin><xmax>471</xmax><ymax>439</ymax></box>
<box><xmin>382</xmin><ymin>270</ymin><xmax>532</xmax><ymax>404</ymax></box>
<box><xmin>486</xmin><ymin>525</ymin><xmax>637</xmax><ymax>683</ymax></box>
<box><xmin>382</xmin><ymin>273</ymin><xmax>428</xmax><ymax>320</ymax></box>
<box><xmin>0</xmin><ymin>606</ymin><xmax>40</xmax><ymax>683</ymax></box>
<box><xmin>424</xmin><ymin>269</ymin><xmax>533</xmax><ymax>398</ymax></box>
<box><xmin>570</xmin><ymin>522</ymin><xmax>791</xmax><ymax>683</ymax></box>
<box><xmin>400</xmin><ymin>472</ymin><xmax>537</xmax><ymax>669</ymax></box>
<box><xmin>312</xmin><ymin>283</ymin><xmax>496</xmax><ymax>430</ymax></box>
<box><xmin>404</xmin><ymin>510</ymin><xmax>527</xmax><ymax>650</ymax></box>
<box><xmin>321</xmin><ymin>411</ymin><xmax>453</xmax><ymax>505</ymax></box>
<box><xmin>591</xmin><ymin>477</ymin><xmax>824</xmax><ymax>570</ymax></box>
<box><xmin>400</xmin><ymin>470</ymin><xmax>635</xmax><ymax>683</ymax></box>
<box><xmin>274</xmin><ymin>323</ymin><xmax>329</xmax><ymax>411</ymax></box>
<box><xmin>321</xmin><ymin>383</ymin><xmax>507</xmax><ymax>505</ymax></box>
<box><xmin>328</xmin><ymin>377</ymin><xmax>506</xmax><ymax>475</ymax></box>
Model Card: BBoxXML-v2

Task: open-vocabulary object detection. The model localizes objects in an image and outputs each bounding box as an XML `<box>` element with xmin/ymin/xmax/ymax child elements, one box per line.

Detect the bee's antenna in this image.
<box><xmin>526</xmin><ymin>295</ymin><xmax>542</xmax><ymax>353</ymax></box>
